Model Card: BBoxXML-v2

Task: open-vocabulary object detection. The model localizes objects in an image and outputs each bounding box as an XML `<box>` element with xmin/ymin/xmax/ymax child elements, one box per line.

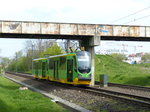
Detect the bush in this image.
<box><xmin>110</xmin><ymin>53</ymin><xmax>126</xmax><ymax>61</ymax></box>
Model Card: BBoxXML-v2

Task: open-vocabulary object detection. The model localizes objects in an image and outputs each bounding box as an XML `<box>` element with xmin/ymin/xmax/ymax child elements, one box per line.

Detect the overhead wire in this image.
<box><xmin>123</xmin><ymin>14</ymin><xmax>150</xmax><ymax>24</ymax></box>
<box><xmin>111</xmin><ymin>6</ymin><xmax>150</xmax><ymax>23</ymax></box>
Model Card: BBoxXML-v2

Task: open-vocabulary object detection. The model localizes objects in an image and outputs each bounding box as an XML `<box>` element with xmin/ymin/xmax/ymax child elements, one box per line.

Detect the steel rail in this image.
<box><xmin>76</xmin><ymin>86</ymin><xmax>150</xmax><ymax>108</ymax></box>
<box><xmin>108</xmin><ymin>83</ymin><xmax>150</xmax><ymax>91</ymax></box>
<box><xmin>87</xmin><ymin>86</ymin><xmax>150</xmax><ymax>102</ymax></box>
<box><xmin>95</xmin><ymin>81</ymin><xmax>150</xmax><ymax>91</ymax></box>
<box><xmin>6</xmin><ymin>72</ymin><xmax>33</xmax><ymax>79</ymax></box>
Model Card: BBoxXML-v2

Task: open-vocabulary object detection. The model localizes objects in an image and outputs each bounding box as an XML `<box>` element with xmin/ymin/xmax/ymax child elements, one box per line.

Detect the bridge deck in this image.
<box><xmin>0</xmin><ymin>20</ymin><xmax>150</xmax><ymax>38</ymax></box>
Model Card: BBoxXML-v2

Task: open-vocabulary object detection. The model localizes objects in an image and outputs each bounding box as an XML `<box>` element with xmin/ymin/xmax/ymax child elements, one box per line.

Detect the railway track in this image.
<box><xmin>7</xmin><ymin>72</ymin><xmax>150</xmax><ymax>91</ymax></box>
<box><xmin>95</xmin><ymin>81</ymin><xmax>150</xmax><ymax>91</ymax></box>
<box><xmin>5</xmin><ymin>72</ymin><xmax>150</xmax><ymax>110</ymax></box>
<box><xmin>108</xmin><ymin>83</ymin><xmax>150</xmax><ymax>91</ymax></box>
<box><xmin>6</xmin><ymin>72</ymin><xmax>33</xmax><ymax>79</ymax></box>
<box><xmin>77</xmin><ymin>86</ymin><xmax>150</xmax><ymax>108</ymax></box>
<box><xmin>7</xmin><ymin>72</ymin><xmax>150</xmax><ymax>89</ymax></box>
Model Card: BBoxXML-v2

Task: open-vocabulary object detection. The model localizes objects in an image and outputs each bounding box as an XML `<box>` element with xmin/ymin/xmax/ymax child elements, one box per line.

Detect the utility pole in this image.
<box><xmin>32</xmin><ymin>43</ymin><xmax>34</xmax><ymax>70</ymax></box>
<box><xmin>65</xmin><ymin>40</ymin><xmax>71</xmax><ymax>53</ymax></box>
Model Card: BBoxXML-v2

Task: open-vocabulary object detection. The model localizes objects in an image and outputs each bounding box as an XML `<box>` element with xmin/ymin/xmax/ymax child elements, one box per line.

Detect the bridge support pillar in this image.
<box><xmin>80</xmin><ymin>36</ymin><xmax>100</xmax><ymax>86</ymax></box>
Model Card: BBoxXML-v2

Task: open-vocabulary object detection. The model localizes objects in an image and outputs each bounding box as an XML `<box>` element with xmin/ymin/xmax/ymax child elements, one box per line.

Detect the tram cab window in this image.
<box><xmin>76</xmin><ymin>51</ymin><xmax>91</xmax><ymax>73</ymax></box>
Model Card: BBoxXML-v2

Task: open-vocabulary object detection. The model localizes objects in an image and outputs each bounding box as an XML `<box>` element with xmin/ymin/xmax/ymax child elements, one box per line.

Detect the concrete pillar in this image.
<box><xmin>88</xmin><ymin>46</ymin><xmax>95</xmax><ymax>86</ymax></box>
<box><xmin>80</xmin><ymin>36</ymin><xmax>100</xmax><ymax>86</ymax></box>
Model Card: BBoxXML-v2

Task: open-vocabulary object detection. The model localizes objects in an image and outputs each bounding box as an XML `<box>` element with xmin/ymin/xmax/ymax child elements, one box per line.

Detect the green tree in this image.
<box><xmin>7</xmin><ymin>51</ymin><xmax>29</xmax><ymax>72</ymax></box>
<box><xmin>141</xmin><ymin>53</ymin><xmax>150</xmax><ymax>63</ymax></box>
<box><xmin>7</xmin><ymin>41</ymin><xmax>63</xmax><ymax>73</ymax></box>
<box><xmin>0</xmin><ymin>57</ymin><xmax>10</xmax><ymax>72</ymax></box>
<box><xmin>7</xmin><ymin>59</ymin><xmax>16</xmax><ymax>72</ymax></box>
<box><xmin>42</xmin><ymin>42</ymin><xmax>63</xmax><ymax>57</ymax></box>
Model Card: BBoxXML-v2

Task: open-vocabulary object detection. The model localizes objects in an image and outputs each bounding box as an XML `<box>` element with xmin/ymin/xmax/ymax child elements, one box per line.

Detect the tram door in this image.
<box><xmin>35</xmin><ymin>62</ymin><xmax>38</xmax><ymax>77</ymax></box>
<box><xmin>42</xmin><ymin>62</ymin><xmax>46</xmax><ymax>78</ymax></box>
<box><xmin>54</xmin><ymin>61</ymin><xmax>59</xmax><ymax>80</ymax></box>
<box><xmin>67</xmin><ymin>59</ymin><xmax>73</xmax><ymax>82</ymax></box>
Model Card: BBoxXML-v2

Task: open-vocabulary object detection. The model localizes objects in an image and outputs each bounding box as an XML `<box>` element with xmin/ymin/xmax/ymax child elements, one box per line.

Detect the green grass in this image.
<box><xmin>0</xmin><ymin>76</ymin><xmax>69</xmax><ymax>112</ymax></box>
<box><xmin>95</xmin><ymin>55</ymin><xmax>150</xmax><ymax>87</ymax></box>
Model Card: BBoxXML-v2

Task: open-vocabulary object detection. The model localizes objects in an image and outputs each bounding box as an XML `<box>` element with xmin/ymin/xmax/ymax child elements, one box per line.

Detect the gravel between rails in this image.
<box><xmin>93</xmin><ymin>85</ymin><xmax>150</xmax><ymax>98</ymax></box>
<box><xmin>5</xmin><ymin>73</ymin><xmax>150</xmax><ymax>112</ymax></box>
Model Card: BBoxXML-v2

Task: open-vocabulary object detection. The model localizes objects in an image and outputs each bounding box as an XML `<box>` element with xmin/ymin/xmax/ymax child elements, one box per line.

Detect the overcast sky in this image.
<box><xmin>0</xmin><ymin>0</ymin><xmax>150</xmax><ymax>57</ymax></box>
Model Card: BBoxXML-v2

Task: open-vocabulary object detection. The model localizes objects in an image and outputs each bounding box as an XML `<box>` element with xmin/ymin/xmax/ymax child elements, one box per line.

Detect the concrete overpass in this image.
<box><xmin>1</xmin><ymin>20</ymin><xmax>150</xmax><ymax>85</ymax></box>
<box><xmin>1</xmin><ymin>20</ymin><xmax>150</xmax><ymax>40</ymax></box>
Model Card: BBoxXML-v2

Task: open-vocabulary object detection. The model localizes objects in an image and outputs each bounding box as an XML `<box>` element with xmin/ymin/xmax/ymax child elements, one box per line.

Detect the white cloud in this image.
<box><xmin>0</xmin><ymin>0</ymin><xmax>149</xmax><ymax>25</ymax></box>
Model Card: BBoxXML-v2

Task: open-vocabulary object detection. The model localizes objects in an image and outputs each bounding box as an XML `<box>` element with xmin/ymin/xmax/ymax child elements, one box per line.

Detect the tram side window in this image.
<box><xmin>33</xmin><ymin>62</ymin><xmax>36</xmax><ymax>69</ymax></box>
<box><xmin>36</xmin><ymin>63</ymin><xmax>38</xmax><ymax>69</ymax></box>
<box><xmin>60</xmin><ymin>57</ymin><xmax>66</xmax><ymax>70</ymax></box>
<box><xmin>34</xmin><ymin>62</ymin><xmax>37</xmax><ymax>69</ymax></box>
<box><xmin>49</xmin><ymin>59</ymin><xmax>54</xmax><ymax>69</ymax></box>
<box><xmin>38</xmin><ymin>61</ymin><xmax>42</xmax><ymax>69</ymax></box>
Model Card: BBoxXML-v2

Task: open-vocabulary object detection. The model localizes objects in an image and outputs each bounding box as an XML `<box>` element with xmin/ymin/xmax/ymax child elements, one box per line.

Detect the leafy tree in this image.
<box><xmin>8</xmin><ymin>56</ymin><xmax>28</xmax><ymax>72</ymax></box>
<box><xmin>7</xmin><ymin>59</ymin><xmax>16</xmax><ymax>72</ymax></box>
<box><xmin>0</xmin><ymin>57</ymin><xmax>10</xmax><ymax>69</ymax></box>
<box><xmin>0</xmin><ymin>57</ymin><xmax>9</xmax><ymax>73</ymax></box>
<box><xmin>17</xmin><ymin>56</ymin><xmax>29</xmax><ymax>72</ymax></box>
<box><xmin>42</xmin><ymin>42</ymin><xmax>63</xmax><ymax>57</ymax></box>
<box><xmin>7</xmin><ymin>40</ymin><xmax>63</xmax><ymax>73</ymax></box>
<box><xmin>141</xmin><ymin>53</ymin><xmax>150</xmax><ymax>63</ymax></box>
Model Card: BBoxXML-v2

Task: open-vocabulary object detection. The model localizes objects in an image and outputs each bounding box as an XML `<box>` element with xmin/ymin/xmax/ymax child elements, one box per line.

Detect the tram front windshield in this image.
<box><xmin>76</xmin><ymin>51</ymin><xmax>91</xmax><ymax>73</ymax></box>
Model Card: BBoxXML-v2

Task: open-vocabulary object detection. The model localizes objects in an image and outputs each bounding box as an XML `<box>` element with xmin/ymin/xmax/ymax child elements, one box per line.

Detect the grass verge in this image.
<box><xmin>0</xmin><ymin>76</ymin><xmax>69</xmax><ymax>112</ymax></box>
<box><xmin>95</xmin><ymin>55</ymin><xmax>150</xmax><ymax>87</ymax></box>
